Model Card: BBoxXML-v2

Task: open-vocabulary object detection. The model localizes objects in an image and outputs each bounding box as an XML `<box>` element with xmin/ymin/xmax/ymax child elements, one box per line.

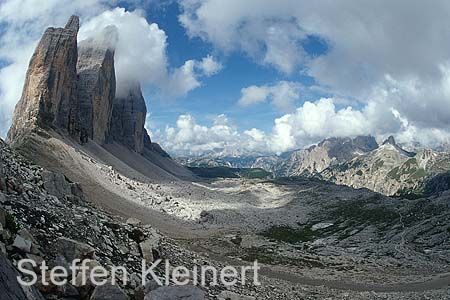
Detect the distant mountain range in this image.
<box><xmin>176</xmin><ymin>135</ymin><xmax>450</xmax><ymax>196</ymax></box>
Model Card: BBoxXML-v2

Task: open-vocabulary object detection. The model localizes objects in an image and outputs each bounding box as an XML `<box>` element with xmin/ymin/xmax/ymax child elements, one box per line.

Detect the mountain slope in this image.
<box><xmin>6</xmin><ymin>15</ymin><xmax>194</xmax><ymax>184</ymax></box>
<box><xmin>321</xmin><ymin>137</ymin><xmax>450</xmax><ymax>195</ymax></box>
<box><xmin>273</xmin><ymin>136</ymin><xmax>379</xmax><ymax>176</ymax></box>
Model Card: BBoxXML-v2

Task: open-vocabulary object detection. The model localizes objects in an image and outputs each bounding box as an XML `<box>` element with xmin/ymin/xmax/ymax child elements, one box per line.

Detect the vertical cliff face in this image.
<box><xmin>110</xmin><ymin>84</ymin><xmax>147</xmax><ymax>153</ymax></box>
<box><xmin>7</xmin><ymin>16</ymin><xmax>80</xmax><ymax>142</ymax></box>
<box><xmin>7</xmin><ymin>15</ymin><xmax>170</xmax><ymax>160</ymax></box>
<box><xmin>77</xmin><ymin>40</ymin><xmax>116</xmax><ymax>144</ymax></box>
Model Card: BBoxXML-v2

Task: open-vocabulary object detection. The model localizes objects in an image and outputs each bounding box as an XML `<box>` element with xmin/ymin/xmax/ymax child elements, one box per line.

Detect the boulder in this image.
<box><xmin>74</xmin><ymin>260</ymin><xmax>103</xmax><ymax>298</ymax></box>
<box><xmin>0</xmin><ymin>241</ymin><xmax>6</xmax><ymax>254</ymax></box>
<box><xmin>57</xmin><ymin>237</ymin><xmax>95</xmax><ymax>262</ymax></box>
<box><xmin>218</xmin><ymin>291</ymin><xmax>256</xmax><ymax>300</ymax></box>
<box><xmin>0</xmin><ymin>254</ymin><xmax>44</xmax><ymax>300</ymax></box>
<box><xmin>139</xmin><ymin>239</ymin><xmax>155</xmax><ymax>263</ymax></box>
<box><xmin>90</xmin><ymin>283</ymin><xmax>129</xmax><ymax>300</ymax></box>
<box><xmin>145</xmin><ymin>286</ymin><xmax>205</xmax><ymax>300</ymax></box>
<box><xmin>0</xmin><ymin>206</ymin><xmax>6</xmax><ymax>227</ymax></box>
<box><xmin>13</xmin><ymin>235</ymin><xmax>32</xmax><ymax>253</ymax></box>
<box><xmin>126</xmin><ymin>218</ymin><xmax>142</xmax><ymax>226</ymax></box>
<box><xmin>18</xmin><ymin>229</ymin><xmax>37</xmax><ymax>244</ymax></box>
<box><xmin>41</xmin><ymin>171</ymin><xmax>72</xmax><ymax>199</ymax></box>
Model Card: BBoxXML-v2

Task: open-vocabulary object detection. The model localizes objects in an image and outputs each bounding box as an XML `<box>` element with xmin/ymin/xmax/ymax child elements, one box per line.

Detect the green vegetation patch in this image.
<box><xmin>261</xmin><ymin>225</ymin><xmax>318</xmax><ymax>243</ymax></box>
<box><xmin>387</xmin><ymin>166</ymin><xmax>401</xmax><ymax>180</ymax></box>
<box><xmin>374</xmin><ymin>159</ymin><xmax>384</xmax><ymax>169</ymax></box>
<box><xmin>238</xmin><ymin>168</ymin><xmax>271</xmax><ymax>179</ymax></box>
<box><xmin>5</xmin><ymin>213</ymin><xmax>20</xmax><ymax>234</ymax></box>
<box><xmin>330</xmin><ymin>199</ymin><xmax>398</xmax><ymax>228</ymax></box>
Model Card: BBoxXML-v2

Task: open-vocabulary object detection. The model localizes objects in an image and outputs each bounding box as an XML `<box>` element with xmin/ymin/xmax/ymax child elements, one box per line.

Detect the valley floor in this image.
<box><xmin>10</xmin><ymin>132</ymin><xmax>450</xmax><ymax>299</ymax></box>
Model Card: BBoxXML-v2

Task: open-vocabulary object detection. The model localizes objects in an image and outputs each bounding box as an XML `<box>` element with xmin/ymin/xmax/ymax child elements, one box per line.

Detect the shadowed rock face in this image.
<box><xmin>77</xmin><ymin>40</ymin><xmax>116</xmax><ymax>144</ymax></box>
<box><xmin>111</xmin><ymin>83</ymin><xmax>147</xmax><ymax>153</ymax></box>
<box><xmin>7</xmin><ymin>16</ymin><xmax>80</xmax><ymax>143</ymax></box>
<box><xmin>0</xmin><ymin>254</ymin><xmax>44</xmax><ymax>300</ymax></box>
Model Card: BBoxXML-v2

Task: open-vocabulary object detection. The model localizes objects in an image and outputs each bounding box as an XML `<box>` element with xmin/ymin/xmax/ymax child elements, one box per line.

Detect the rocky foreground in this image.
<box><xmin>1</xmin><ymin>135</ymin><xmax>450</xmax><ymax>300</ymax></box>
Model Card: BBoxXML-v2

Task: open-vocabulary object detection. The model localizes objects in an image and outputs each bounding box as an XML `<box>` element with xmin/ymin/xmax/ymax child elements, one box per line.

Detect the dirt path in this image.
<box><xmin>187</xmin><ymin>243</ymin><xmax>450</xmax><ymax>293</ymax></box>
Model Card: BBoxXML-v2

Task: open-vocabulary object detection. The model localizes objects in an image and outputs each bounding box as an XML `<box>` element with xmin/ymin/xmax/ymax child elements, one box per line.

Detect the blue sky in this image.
<box><xmin>2</xmin><ymin>0</ymin><xmax>450</xmax><ymax>155</ymax></box>
<box><xmin>139</xmin><ymin>1</ymin><xmax>329</xmax><ymax>134</ymax></box>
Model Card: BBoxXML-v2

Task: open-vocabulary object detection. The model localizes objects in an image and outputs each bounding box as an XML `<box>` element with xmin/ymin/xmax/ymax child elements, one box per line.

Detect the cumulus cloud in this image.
<box><xmin>238</xmin><ymin>86</ymin><xmax>271</xmax><ymax>107</ymax></box>
<box><xmin>238</xmin><ymin>81</ymin><xmax>301</xmax><ymax>111</ymax></box>
<box><xmin>162</xmin><ymin>56</ymin><xmax>222</xmax><ymax>97</ymax></box>
<box><xmin>197</xmin><ymin>55</ymin><xmax>222</xmax><ymax>76</ymax></box>
<box><xmin>179</xmin><ymin>0</ymin><xmax>450</xmax><ymax>150</ymax></box>
<box><xmin>179</xmin><ymin>0</ymin><xmax>307</xmax><ymax>74</ymax></box>
<box><xmin>155</xmin><ymin>99</ymin><xmax>373</xmax><ymax>156</ymax></box>
<box><xmin>157</xmin><ymin>96</ymin><xmax>450</xmax><ymax>156</ymax></box>
<box><xmin>79</xmin><ymin>8</ymin><xmax>169</xmax><ymax>95</ymax></box>
<box><xmin>79</xmin><ymin>8</ymin><xmax>221</xmax><ymax>98</ymax></box>
<box><xmin>0</xmin><ymin>2</ymin><xmax>222</xmax><ymax>137</ymax></box>
<box><xmin>269</xmin><ymin>99</ymin><xmax>372</xmax><ymax>154</ymax></box>
<box><xmin>155</xmin><ymin>114</ymin><xmax>270</xmax><ymax>156</ymax></box>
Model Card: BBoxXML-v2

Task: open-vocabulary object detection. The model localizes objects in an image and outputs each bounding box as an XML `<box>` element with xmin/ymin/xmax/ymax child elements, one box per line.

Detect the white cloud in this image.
<box><xmin>179</xmin><ymin>0</ymin><xmax>450</xmax><ymax>150</ymax></box>
<box><xmin>269</xmin><ymin>98</ymin><xmax>372</xmax><ymax>154</ymax></box>
<box><xmin>156</xmin><ymin>99</ymin><xmax>374</xmax><ymax>156</ymax></box>
<box><xmin>0</xmin><ymin>3</ymin><xmax>223</xmax><ymax>137</ymax></box>
<box><xmin>179</xmin><ymin>0</ymin><xmax>307</xmax><ymax>74</ymax></box>
<box><xmin>238</xmin><ymin>81</ymin><xmax>300</xmax><ymax>111</ymax></box>
<box><xmin>164</xmin><ymin>60</ymin><xmax>200</xmax><ymax>97</ymax></box>
<box><xmin>238</xmin><ymin>86</ymin><xmax>271</xmax><ymax>107</ymax></box>
<box><xmin>156</xmin><ymin>96</ymin><xmax>450</xmax><ymax>156</ymax></box>
<box><xmin>155</xmin><ymin>114</ymin><xmax>269</xmax><ymax>156</ymax></box>
<box><xmin>197</xmin><ymin>55</ymin><xmax>222</xmax><ymax>76</ymax></box>
<box><xmin>79</xmin><ymin>8</ymin><xmax>221</xmax><ymax>98</ymax></box>
<box><xmin>79</xmin><ymin>8</ymin><xmax>168</xmax><ymax>95</ymax></box>
<box><xmin>162</xmin><ymin>56</ymin><xmax>222</xmax><ymax>97</ymax></box>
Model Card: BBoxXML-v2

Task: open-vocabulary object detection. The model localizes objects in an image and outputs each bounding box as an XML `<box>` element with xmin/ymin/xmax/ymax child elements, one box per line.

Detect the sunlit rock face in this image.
<box><xmin>8</xmin><ymin>16</ymin><xmax>80</xmax><ymax>143</ymax></box>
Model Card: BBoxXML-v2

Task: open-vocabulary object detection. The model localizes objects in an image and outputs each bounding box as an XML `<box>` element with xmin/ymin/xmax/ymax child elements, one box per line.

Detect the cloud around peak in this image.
<box><xmin>78</xmin><ymin>8</ymin><xmax>220</xmax><ymax>98</ymax></box>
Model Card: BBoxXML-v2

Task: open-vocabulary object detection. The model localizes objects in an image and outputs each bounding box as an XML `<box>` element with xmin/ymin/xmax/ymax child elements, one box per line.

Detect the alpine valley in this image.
<box><xmin>0</xmin><ymin>14</ymin><xmax>450</xmax><ymax>300</ymax></box>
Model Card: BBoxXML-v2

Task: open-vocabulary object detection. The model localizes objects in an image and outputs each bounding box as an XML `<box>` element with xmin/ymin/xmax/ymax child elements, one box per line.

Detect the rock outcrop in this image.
<box><xmin>7</xmin><ymin>15</ymin><xmax>177</xmax><ymax>164</ymax></box>
<box><xmin>0</xmin><ymin>254</ymin><xmax>44</xmax><ymax>300</ymax></box>
<box><xmin>76</xmin><ymin>37</ymin><xmax>116</xmax><ymax>144</ymax></box>
<box><xmin>274</xmin><ymin>136</ymin><xmax>379</xmax><ymax>177</ymax></box>
<box><xmin>110</xmin><ymin>83</ymin><xmax>147</xmax><ymax>153</ymax></box>
<box><xmin>321</xmin><ymin>137</ymin><xmax>450</xmax><ymax>196</ymax></box>
<box><xmin>7</xmin><ymin>16</ymin><xmax>80</xmax><ymax>143</ymax></box>
<box><xmin>7</xmin><ymin>16</ymin><xmax>117</xmax><ymax>146</ymax></box>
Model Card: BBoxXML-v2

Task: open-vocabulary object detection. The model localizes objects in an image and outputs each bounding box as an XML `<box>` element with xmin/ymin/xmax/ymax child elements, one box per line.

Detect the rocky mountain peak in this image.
<box><xmin>7</xmin><ymin>15</ymin><xmax>150</xmax><ymax>152</ymax></box>
<box><xmin>76</xmin><ymin>37</ymin><xmax>116</xmax><ymax>144</ymax></box>
<box><xmin>110</xmin><ymin>82</ymin><xmax>147</xmax><ymax>153</ymax></box>
<box><xmin>275</xmin><ymin>135</ymin><xmax>378</xmax><ymax>176</ymax></box>
<box><xmin>382</xmin><ymin>135</ymin><xmax>397</xmax><ymax>146</ymax></box>
<box><xmin>381</xmin><ymin>136</ymin><xmax>415</xmax><ymax>157</ymax></box>
<box><xmin>64</xmin><ymin>15</ymin><xmax>80</xmax><ymax>32</ymax></box>
<box><xmin>7</xmin><ymin>15</ymin><xmax>79</xmax><ymax>143</ymax></box>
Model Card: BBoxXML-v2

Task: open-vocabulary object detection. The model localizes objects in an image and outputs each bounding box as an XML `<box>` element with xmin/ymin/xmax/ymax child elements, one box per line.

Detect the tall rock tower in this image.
<box><xmin>7</xmin><ymin>16</ymin><xmax>80</xmax><ymax>142</ymax></box>
<box><xmin>110</xmin><ymin>83</ymin><xmax>147</xmax><ymax>153</ymax></box>
<box><xmin>77</xmin><ymin>38</ymin><xmax>116</xmax><ymax>144</ymax></box>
